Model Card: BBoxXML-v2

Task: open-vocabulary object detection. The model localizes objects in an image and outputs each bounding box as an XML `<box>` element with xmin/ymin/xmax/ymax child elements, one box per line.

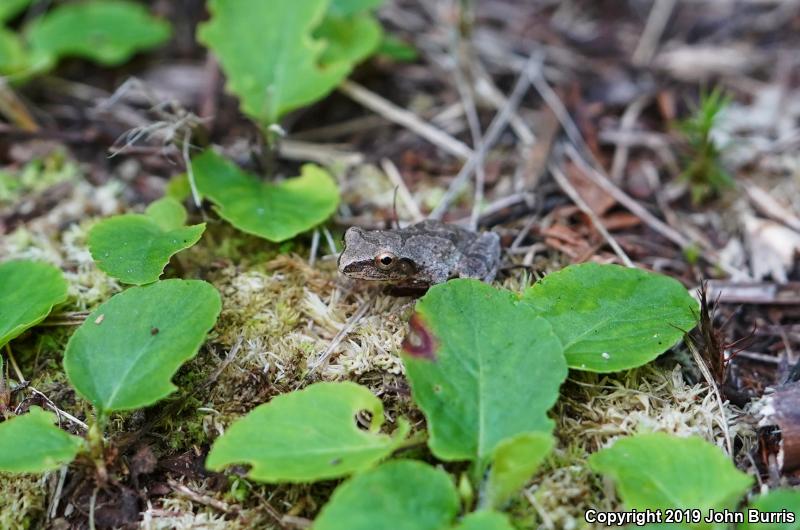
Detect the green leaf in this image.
<box><xmin>0</xmin><ymin>406</ymin><xmax>83</xmax><ymax>473</ymax></box>
<box><xmin>0</xmin><ymin>260</ymin><xmax>68</xmax><ymax>347</ymax></box>
<box><xmin>0</xmin><ymin>0</ymin><xmax>32</xmax><ymax>23</ymax></box>
<box><xmin>26</xmin><ymin>0</ymin><xmax>171</xmax><ymax>66</ymax></box>
<box><xmin>742</xmin><ymin>490</ymin><xmax>800</xmax><ymax>530</ymax></box>
<box><xmin>521</xmin><ymin>263</ymin><xmax>699</xmax><ymax>372</ymax></box>
<box><xmin>588</xmin><ymin>433</ymin><xmax>752</xmax><ymax>513</ymax></box>
<box><xmin>402</xmin><ymin>279</ymin><xmax>567</xmax><ymax>465</ymax></box>
<box><xmin>192</xmin><ymin>150</ymin><xmax>339</xmax><ymax>242</ymax></box>
<box><xmin>63</xmin><ymin>279</ymin><xmax>221</xmax><ymax>413</ymax></box>
<box><xmin>88</xmin><ymin>197</ymin><xmax>205</xmax><ymax>285</ymax></box>
<box><xmin>329</xmin><ymin>0</ymin><xmax>383</xmax><ymax>16</ymax></box>
<box><xmin>313</xmin><ymin>460</ymin><xmax>459</xmax><ymax>530</ymax></box>
<box><xmin>165</xmin><ymin>173</ymin><xmax>191</xmax><ymax>202</ymax></box>
<box><xmin>487</xmin><ymin>432</ymin><xmax>553</xmax><ymax>508</ymax></box>
<box><xmin>144</xmin><ymin>196</ymin><xmax>188</xmax><ymax>230</ymax></box>
<box><xmin>198</xmin><ymin>0</ymin><xmax>351</xmax><ymax>125</ymax></box>
<box><xmin>453</xmin><ymin>511</ymin><xmax>516</xmax><ymax>530</ymax></box>
<box><xmin>377</xmin><ymin>35</ymin><xmax>418</xmax><ymax>62</ymax></box>
<box><xmin>206</xmin><ymin>382</ymin><xmax>408</xmax><ymax>482</ymax></box>
<box><xmin>316</xmin><ymin>13</ymin><xmax>382</xmax><ymax>67</ymax></box>
<box><xmin>0</xmin><ymin>27</ymin><xmax>29</xmax><ymax>76</ymax></box>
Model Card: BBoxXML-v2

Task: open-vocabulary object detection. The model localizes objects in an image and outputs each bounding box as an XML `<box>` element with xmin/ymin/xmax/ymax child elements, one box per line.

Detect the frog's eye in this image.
<box><xmin>375</xmin><ymin>251</ymin><xmax>397</xmax><ymax>270</ymax></box>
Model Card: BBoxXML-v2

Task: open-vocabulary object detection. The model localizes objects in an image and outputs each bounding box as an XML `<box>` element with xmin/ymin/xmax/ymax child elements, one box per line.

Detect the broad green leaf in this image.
<box><xmin>588</xmin><ymin>433</ymin><xmax>752</xmax><ymax>514</ymax></box>
<box><xmin>313</xmin><ymin>460</ymin><xmax>459</xmax><ymax>530</ymax></box>
<box><xmin>63</xmin><ymin>279</ymin><xmax>221</xmax><ymax>413</ymax></box>
<box><xmin>0</xmin><ymin>27</ymin><xmax>29</xmax><ymax>76</ymax></box>
<box><xmin>453</xmin><ymin>511</ymin><xmax>516</xmax><ymax>530</ymax></box>
<box><xmin>0</xmin><ymin>0</ymin><xmax>32</xmax><ymax>23</ymax></box>
<box><xmin>329</xmin><ymin>0</ymin><xmax>383</xmax><ymax>16</ymax></box>
<box><xmin>192</xmin><ymin>150</ymin><xmax>339</xmax><ymax>242</ymax></box>
<box><xmin>206</xmin><ymin>382</ymin><xmax>409</xmax><ymax>482</ymax></box>
<box><xmin>487</xmin><ymin>432</ymin><xmax>553</xmax><ymax>508</ymax></box>
<box><xmin>742</xmin><ymin>490</ymin><xmax>800</xmax><ymax>530</ymax></box>
<box><xmin>198</xmin><ymin>0</ymin><xmax>350</xmax><ymax>125</ymax></box>
<box><xmin>26</xmin><ymin>0</ymin><xmax>171</xmax><ymax>66</ymax></box>
<box><xmin>402</xmin><ymin>279</ymin><xmax>567</xmax><ymax>465</ymax></box>
<box><xmin>0</xmin><ymin>260</ymin><xmax>68</xmax><ymax>347</ymax></box>
<box><xmin>165</xmin><ymin>173</ymin><xmax>191</xmax><ymax>202</ymax></box>
<box><xmin>0</xmin><ymin>406</ymin><xmax>83</xmax><ymax>473</ymax></box>
<box><xmin>521</xmin><ymin>263</ymin><xmax>699</xmax><ymax>372</ymax></box>
<box><xmin>88</xmin><ymin>197</ymin><xmax>205</xmax><ymax>285</ymax></box>
<box><xmin>316</xmin><ymin>13</ymin><xmax>382</xmax><ymax>67</ymax></box>
<box><xmin>144</xmin><ymin>196</ymin><xmax>187</xmax><ymax>230</ymax></box>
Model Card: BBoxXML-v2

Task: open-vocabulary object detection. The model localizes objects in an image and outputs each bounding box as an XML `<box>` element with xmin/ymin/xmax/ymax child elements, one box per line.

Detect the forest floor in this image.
<box><xmin>2</xmin><ymin>0</ymin><xmax>800</xmax><ymax>529</ymax></box>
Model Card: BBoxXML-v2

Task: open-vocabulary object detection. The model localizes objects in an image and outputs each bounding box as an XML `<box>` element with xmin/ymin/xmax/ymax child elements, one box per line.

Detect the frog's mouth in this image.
<box><xmin>340</xmin><ymin>258</ymin><xmax>417</xmax><ymax>281</ymax></box>
<box><xmin>339</xmin><ymin>258</ymin><xmax>379</xmax><ymax>279</ymax></box>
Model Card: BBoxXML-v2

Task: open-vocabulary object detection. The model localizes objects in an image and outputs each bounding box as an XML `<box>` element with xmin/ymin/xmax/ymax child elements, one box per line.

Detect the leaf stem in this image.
<box><xmin>470</xmin><ymin>460</ymin><xmax>492</xmax><ymax>511</ymax></box>
<box><xmin>88</xmin><ymin>410</ymin><xmax>108</xmax><ymax>483</ymax></box>
<box><xmin>257</xmin><ymin>123</ymin><xmax>283</xmax><ymax>177</ymax></box>
<box><xmin>5</xmin><ymin>343</ymin><xmax>25</xmax><ymax>383</ymax></box>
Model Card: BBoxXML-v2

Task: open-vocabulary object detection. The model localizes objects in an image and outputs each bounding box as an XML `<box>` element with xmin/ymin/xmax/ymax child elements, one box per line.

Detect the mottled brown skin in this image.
<box><xmin>337</xmin><ymin>220</ymin><xmax>501</xmax><ymax>287</ymax></box>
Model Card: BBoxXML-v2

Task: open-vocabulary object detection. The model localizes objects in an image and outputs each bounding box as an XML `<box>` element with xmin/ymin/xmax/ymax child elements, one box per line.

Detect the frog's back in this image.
<box><xmin>407</xmin><ymin>220</ymin><xmax>479</xmax><ymax>246</ymax></box>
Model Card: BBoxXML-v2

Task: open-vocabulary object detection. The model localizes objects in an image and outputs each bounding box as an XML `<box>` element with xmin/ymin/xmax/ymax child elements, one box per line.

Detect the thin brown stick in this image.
<box><xmin>168</xmin><ymin>479</ymin><xmax>238</xmax><ymax>514</ymax></box>
<box><xmin>89</xmin><ymin>487</ymin><xmax>98</xmax><ymax>530</ymax></box>
<box><xmin>527</xmin><ymin>65</ymin><xmax>593</xmax><ymax>164</ymax></box>
<box><xmin>0</xmin><ymin>80</ymin><xmax>39</xmax><ymax>131</ymax></box>
<box><xmin>322</xmin><ymin>226</ymin><xmax>339</xmax><ymax>256</ymax></box>
<box><xmin>280</xmin><ymin>139</ymin><xmax>363</xmax><ymax>167</ymax></box>
<box><xmin>381</xmin><ymin>158</ymin><xmax>424</xmax><ymax>222</ymax></box>
<box><xmin>309</xmin><ymin>228</ymin><xmax>321</xmax><ymax>267</ymax></box>
<box><xmin>202</xmin><ymin>336</ymin><xmax>243</xmax><ymax>390</ymax></box>
<box><xmin>429</xmin><ymin>53</ymin><xmax>541</xmax><ymax>220</ymax></box>
<box><xmin>471</xmin><ymin>60</ymin><xmax>536</xmax><ymax>145</ymax></box>
<box><xmin>48</xmin><ymin>465</ymin><xmax>69</xmax><ymax>520</ymax></box>
<box><xmin>306</xmin><ymin>299</ymin><xmax>372</xmax><ymax>378</ymax></box>
<box><xmin>564</xmin><ymin>143</ymin><xmax>691</xmax><ymax>249</ymax></box>
<box><xmin>632</xmin><ymin>0</ymin><xmax>678</xmax><ymax>66</ymax></box>
<box><xmin>4</xmin><ymin>344</ymin><xmax>24</xmax><ymax>384</ymax></box>
<box><xmin>28</xmin><ymin>387</ymin><xmax>89</xmax><ymax>431</ymax></box>
<box><xmin>610</xmin><ymin>95</ymin><xmax>651</xmax><ymax>182</ymax></box>
<box><xmin>338</xmin><ymin>80</ymin><xmax>473</xmax><ymax>160</ymax></box>
<box><xmin>549</xmin><ymin>160</ymin><xmax>635</xmax><ymax>267</ymax></box>
<box><xmin>452</xmin><ymin>60</ymin><xmax>487</xmax><ymax>231</ymax></box>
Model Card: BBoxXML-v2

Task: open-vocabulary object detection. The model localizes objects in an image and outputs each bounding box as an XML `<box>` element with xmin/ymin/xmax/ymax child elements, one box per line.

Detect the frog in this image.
<box><xmin>337</xmin><ymin>219</ymin><xmax>501</xmax><ymax>287</ymax></box>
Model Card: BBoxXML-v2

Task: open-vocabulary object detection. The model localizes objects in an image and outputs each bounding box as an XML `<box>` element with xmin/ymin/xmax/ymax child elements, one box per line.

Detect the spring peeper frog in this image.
<box><xmin>337</xmin><ymin>220</ymin><xmax>501</xmax><ymax>287</ymax></box>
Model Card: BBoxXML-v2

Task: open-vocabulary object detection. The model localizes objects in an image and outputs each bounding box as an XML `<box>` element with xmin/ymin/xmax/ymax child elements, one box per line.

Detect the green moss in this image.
<box><xmin>0</xmin><ymin>473</ymin><xmax>48</xmax><ymax>530</ymax></box>
<box><xmin>0</xmin><ymin>149</ymin><xmax>79</xmax><ymax>206</ymax></box>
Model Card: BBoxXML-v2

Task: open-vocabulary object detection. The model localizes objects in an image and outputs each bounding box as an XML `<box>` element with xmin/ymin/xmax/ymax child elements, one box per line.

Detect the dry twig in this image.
<box><xmin>338</xmin><ymin>80</ymin><xmax>473</xmax><ymax>160</ymax></box>
<box><xmin>168</xmin><ymin>479</ymin><xmax>238</xmax><ymax>514</ymax></box>
<box><xmin>306</xmin><ymin>299</ymin><xmax>372</xmax><ymax>378</ymax></box>
<box><xmin>549</xmin><ymin>159</ymin><xmax>635</xmax><ymax>267</ymax></box>
<box><xmin>564</xmin><ymin>144</ymin><xmax>691</xmax><ymax>249</ymax></box>
<box><xmin>429</xmin><ymin>53</ymin><xmax>542</xmax><ymax>220</ymax></box>
<box><xmin>381</xmin><ymin>158</ymin><xmax>424</xmax><ymax>223</ymax></box>
<box><xmin>632</xmin><ymin>0</ymin><xmax>678</xmax><ymax>66</ymax></box>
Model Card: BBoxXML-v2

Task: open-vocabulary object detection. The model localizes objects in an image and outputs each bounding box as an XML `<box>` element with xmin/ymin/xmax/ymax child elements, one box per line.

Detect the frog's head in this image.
<box><xmin>338</xmin><ymin>226</ymin><xmax>417</xmax><ymax>281</ymax></box>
